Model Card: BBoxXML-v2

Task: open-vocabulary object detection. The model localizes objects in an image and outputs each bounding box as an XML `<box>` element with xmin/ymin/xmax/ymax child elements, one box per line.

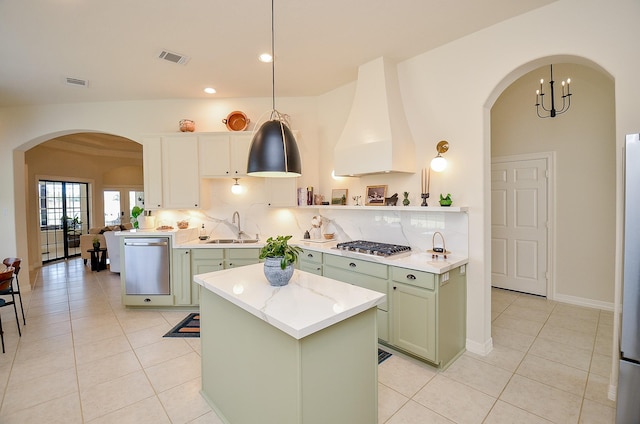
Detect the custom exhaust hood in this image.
<box><xmin>334</xmin><ymin>57</ymin><xmax>415</xmax><ymax>176</ymax></box>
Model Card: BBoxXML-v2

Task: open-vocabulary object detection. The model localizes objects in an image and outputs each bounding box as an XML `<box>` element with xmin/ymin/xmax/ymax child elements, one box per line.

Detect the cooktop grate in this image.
<box><xmin>335</xmin><ymin>240</ymin><xmax>411</xmax><ymax>257</ymax></box>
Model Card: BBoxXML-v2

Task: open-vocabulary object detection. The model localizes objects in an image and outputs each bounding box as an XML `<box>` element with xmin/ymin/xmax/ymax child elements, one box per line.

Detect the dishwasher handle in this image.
<box><xmin>124</xmin><ymin>241</ymin><xmax>169</xmax><ymax>247</ymax></box>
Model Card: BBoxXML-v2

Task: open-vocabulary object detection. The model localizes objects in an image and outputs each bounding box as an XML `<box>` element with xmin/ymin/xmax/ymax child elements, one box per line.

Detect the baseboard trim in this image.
<box><xmin>466</xmin><ymin>337</ymin><xmax>493</xmax><ymax>356</ymax></box>
<box><xmin>553</xmin><ymin>293</ymin><xmax>614</xmax><ymax>311</ymax></box>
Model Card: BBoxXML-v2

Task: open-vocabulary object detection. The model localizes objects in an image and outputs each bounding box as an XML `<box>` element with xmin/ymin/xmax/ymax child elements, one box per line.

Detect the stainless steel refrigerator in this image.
<box><xmin>618</xmin><ymin>133</ymin><xmax>640</xmax><ymax>423</ymax></box>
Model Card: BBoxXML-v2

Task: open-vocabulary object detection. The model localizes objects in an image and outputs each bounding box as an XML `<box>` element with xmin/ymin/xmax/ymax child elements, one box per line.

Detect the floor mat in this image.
<box><xmin>163</xmin><ymin>313</ymin><xmax>200</xmax><ymax>337</ymax></box>
<box><xmin>378</xmin><ymin>348</ymin><xmax>392</xmax><ymax>364</ymax></box>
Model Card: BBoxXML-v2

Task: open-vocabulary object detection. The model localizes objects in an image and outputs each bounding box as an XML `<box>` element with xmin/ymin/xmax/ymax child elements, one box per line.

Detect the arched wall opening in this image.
<box><xmin>483</xmin><ymin>54</ymin><xmax>618</xmax><ymax>395</ymax></box>
<box><xmin>15</xmin><ymin>130</ymin><xmax>143</xmax><ymax>271</ymax></box>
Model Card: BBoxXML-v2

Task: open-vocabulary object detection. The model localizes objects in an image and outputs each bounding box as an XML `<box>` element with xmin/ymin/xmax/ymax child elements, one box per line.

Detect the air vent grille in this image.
<box><xmin>158</xmin><ymin>50</ymin><xmax>190</xmax><ymax>65</ymax></box>
<box><xmin>65</xmin><ymin>77</ymin><xmax>88</xmax><ymax>87</ymax></box>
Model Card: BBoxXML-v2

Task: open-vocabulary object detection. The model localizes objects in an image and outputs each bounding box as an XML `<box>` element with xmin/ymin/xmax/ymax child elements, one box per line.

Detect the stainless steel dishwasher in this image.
<box><xmin>123</xmin><ymin>237</ymin><xmax>170</xmax><ymax>295</ymax></box>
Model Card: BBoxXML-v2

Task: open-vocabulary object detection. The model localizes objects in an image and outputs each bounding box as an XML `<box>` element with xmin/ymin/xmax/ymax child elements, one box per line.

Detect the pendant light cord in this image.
<box><xmin>271</xmin><ymin>0</ymin><xmax>276</xmax><ymax>112</ymax></box>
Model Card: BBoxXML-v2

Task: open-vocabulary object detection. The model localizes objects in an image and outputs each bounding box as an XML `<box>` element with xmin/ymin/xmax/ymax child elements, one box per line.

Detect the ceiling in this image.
<box><xmin>0</xmin><ymin>0</ymin><xmax>557</xmax><ymax>108</ymax></box>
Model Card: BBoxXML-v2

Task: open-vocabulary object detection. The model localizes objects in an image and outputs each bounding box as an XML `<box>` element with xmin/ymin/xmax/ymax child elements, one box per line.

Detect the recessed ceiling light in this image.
<box><xmin>204</xmin><ymin>87</ymin><xmax>216</xmax><ymax>94</ymax></box>
<box><xmin>258</xmin><ymin>53</ymin><xmax>273</xmax><ymax>63</ymax></box>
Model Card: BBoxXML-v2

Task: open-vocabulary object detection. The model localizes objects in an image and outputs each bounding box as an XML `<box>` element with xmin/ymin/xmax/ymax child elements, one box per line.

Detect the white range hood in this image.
<box><xmin>334</xmin><ymin>57</ymin><xmax>415</xmax><ymax>176</ymax></box>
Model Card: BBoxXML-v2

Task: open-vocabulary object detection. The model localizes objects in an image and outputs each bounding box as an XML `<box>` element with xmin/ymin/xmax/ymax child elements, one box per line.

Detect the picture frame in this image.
<box><xmin>365</xmin><ymin>185</ymin><xmax>387</xmax><ymax>206</ymax></box>
<box><xmin>331</xmin><ymin>189</ymin><xmax>348</xmax><ymax>205</ymax></box>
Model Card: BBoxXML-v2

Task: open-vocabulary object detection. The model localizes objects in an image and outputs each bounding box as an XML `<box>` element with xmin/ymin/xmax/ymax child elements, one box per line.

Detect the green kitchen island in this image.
<box><xmin>194</xmin><ymin>263</ymin><xmax>386</xmax><ymax>424</ymax></box>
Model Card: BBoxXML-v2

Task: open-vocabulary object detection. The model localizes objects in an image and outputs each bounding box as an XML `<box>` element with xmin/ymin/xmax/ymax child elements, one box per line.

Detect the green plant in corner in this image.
<box><xmin>131</xmin><ymin>206</ymin><xmax>144</xmax><ymax>229</ymax></box>
<box><xmin>259</xmin><ymin>235</ymin><xmax>303</xmax><ymax>270</ymax></box>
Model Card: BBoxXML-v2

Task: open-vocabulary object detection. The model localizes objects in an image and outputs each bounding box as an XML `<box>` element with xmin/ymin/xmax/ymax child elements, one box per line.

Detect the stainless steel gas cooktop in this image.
<box><xmin>335</xmin><ymin>240</ymin><xmax>411</xmax><ymax>257</ymax></box>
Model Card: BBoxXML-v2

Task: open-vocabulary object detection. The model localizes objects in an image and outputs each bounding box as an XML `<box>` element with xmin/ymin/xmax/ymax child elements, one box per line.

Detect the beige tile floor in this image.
<box><xmin>0</xmin><ymin>259</ymin><xmax>616</xmax><ymax>423</ymax></box>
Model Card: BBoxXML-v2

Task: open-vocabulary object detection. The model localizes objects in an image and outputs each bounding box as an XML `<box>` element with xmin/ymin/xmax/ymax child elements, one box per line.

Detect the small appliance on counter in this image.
<box><xmin>427</xmin><ymin>231</ymin><xmax>450</xmax><ymax>259</ymax></box>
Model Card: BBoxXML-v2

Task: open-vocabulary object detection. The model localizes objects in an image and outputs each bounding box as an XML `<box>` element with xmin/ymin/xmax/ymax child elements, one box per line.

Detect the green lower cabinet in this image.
<box><xmin>173</xmin><ymin>249</ymin><xmax>194</xmax><ymax>306</ymax></box>
<box><xmin>298</xmin><ymin>248</ymin><xmax>323</xmax><ymax>275</ymax></box>
<box><xmin>390</xmin><ymin>281</ymin><xmax>437</xmax><ymax>362</ymax></box>
<box><xmin>172</xmin><ymin>248</ymin><xmax>259</xmax><ymax>307</ymax></box>
<box><xmin>190</xmin><ymin>249</ymin><xmax>224</xmax><ymax>306</ymax></box>
<box><xmin>388</xmin><ymin>265</ymin><xmax>466</xmax><ymax>368</ymax></box>
<box><xmin>322</xmin><ymin>255</ymin><xmax>389</xmax><ymax>342</ymax></box>
<box><xmin>225</xmin><ymin>248</ymin><xmax>260</xmax><ymax>269</ymax></box>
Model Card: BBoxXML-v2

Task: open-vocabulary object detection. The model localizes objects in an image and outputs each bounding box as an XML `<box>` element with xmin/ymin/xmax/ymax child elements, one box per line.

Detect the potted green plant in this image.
<box><xmin>259</xmin><ymin>235</ymin><xmax>302</xmax><ymax>286</ymax></box>
<box><xmin>439</xmin><ymin>193</ymin><xmax>452</xmax><ymax>206</ymax></box>
<box><xmin>92</xmin><ymin>237</ymin><xmax>101</xmax><ymax>250</ymax></box>
<box><xmin>131</xmin><ymin>206</ymin><xmax>144</xmax><ymax>229</ymax></box>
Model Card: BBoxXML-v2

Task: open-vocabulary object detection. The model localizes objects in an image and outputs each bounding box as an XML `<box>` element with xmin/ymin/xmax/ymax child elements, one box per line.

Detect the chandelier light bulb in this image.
<box><xmin>259</xmin><ymin>53</ymin><xmax>273</xmax><ymax>63</ymax></box>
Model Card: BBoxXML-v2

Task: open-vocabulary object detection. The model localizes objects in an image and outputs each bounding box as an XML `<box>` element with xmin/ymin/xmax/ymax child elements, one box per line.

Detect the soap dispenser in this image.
<box><xmin>199</xmin><ymin>224</ymin><xmax>208</xmax><ymax>240</ymax></box>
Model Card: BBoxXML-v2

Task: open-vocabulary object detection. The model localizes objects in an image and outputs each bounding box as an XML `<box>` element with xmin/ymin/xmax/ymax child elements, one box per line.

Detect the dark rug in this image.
<box><xmin>378</xmin><ymin>348</ymin><xmax>392</xmax><ymax>364</ymax></box>
<box><xmin>164</xmin><ymin>313</ymin><xmax>200</xmax><ymax>338</ymax></box>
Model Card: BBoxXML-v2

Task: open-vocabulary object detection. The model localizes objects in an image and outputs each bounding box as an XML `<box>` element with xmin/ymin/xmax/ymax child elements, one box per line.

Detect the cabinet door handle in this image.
<box><xmin>393</xmin><ymin>286</ymin><xmax>397</xmax><ymax>290</ymax></box>
<box><xmin>307</xmin><ymin>253</ymin><xmax>314</xmax><ymax>258</ymax></box>
<box><xmin>349</xmin><ymin>262</ymin><xmax>356</xmax><ymax>268</ymax></box>
<box><xmin>406</xmin><ymin>274</ymin><xmax>416</xmax><ymax>280</ymax></box>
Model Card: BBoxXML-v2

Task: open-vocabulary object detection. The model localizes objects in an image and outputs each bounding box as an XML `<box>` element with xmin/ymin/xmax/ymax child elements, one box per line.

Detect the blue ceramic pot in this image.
<box><xmin>263</xmin><ymin>257</ymin><xmax>294</xmax><ymax>286</ymax></box>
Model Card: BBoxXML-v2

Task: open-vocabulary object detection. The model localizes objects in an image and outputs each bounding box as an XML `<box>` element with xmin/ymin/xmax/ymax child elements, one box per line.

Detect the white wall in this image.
<box><xmin>0</xmin><ymin>1</ymin><xmax>638</xmax><ymax>390</ymax></box>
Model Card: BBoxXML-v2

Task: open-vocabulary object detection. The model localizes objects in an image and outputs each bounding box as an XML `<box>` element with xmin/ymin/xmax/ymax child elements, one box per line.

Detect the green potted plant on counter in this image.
<box><xmin>131</xmin><ymin>206</ymin><xmax>144</xmax><ymax>229</ymax></box>
<box><xmin>259</xmin><ymin>235</ymin><xmax>302</xmax><ymax>286</ymax></box>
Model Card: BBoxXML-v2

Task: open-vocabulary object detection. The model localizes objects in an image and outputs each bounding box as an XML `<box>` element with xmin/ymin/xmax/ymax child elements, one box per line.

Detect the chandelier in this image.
<box><xmin>535</xmin><ymin>65</ymin><xmax>572</xmax><ymax>118</ymax></box>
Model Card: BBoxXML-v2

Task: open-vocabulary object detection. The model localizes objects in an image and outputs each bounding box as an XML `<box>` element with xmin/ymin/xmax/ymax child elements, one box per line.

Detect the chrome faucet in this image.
<box><xmin>232</xmin><ymin>211</ymin><xmax>245</xmax><ymax>239</ymax></box>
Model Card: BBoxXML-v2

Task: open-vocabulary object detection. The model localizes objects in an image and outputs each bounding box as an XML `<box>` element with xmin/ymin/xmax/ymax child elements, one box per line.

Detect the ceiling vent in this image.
<box><xmin>158</xmin><ymin>49</ymin><xmax>190</xmax><ymax>65</ymax></box>
<box><xmin>65</xmin><ymin>77</ymin><xmax>88</xmax><ymax>88</ymax></box>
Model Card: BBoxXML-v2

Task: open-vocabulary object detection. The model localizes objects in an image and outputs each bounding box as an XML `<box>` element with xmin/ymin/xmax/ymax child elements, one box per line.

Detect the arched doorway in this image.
<box><xmin>490</xmin><ymin>60</ymin><xmax>615</xmax><ymax>307</ymax></box>
<box><xmin>23</xmin><ymin>132</ymin><xmax>143</xmax><ymax>267</ymax></box>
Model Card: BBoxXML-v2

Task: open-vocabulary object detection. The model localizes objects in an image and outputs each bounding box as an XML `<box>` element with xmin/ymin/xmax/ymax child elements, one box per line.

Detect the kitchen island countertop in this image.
<box><xmin>193</xmin><ymin>262</ymin><xmax>385</xmax><ymax>339</ymax></box>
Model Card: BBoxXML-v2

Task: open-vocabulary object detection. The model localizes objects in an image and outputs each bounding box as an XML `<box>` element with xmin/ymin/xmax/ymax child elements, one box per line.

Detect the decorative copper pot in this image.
<box><xmin>222</xmin><ymin>111</ymin><xmax>250</xmax><ymax>131</ymax></box>
<box><xmin>179</xmin><ymin>119</ymin><xmax>195</xmax><ymax>132</ymax></box>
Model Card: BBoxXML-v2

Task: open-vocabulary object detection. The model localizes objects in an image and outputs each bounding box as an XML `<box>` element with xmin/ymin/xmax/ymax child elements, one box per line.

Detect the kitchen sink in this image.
<box><xmin>207</xmin><ymin>238</ymin><xmax>260</xmax><ymax>244</ymax></box>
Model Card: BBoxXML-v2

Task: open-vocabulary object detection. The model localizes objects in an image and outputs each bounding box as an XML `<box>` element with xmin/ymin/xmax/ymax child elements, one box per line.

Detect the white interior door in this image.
<box><xmin>491</xmin><ymin>157</ymin><xmax>549</xmax><ymax>296</ymax></box>
<box><xmin>103</xmin><ymin>187</ymin><xmax>144</xmax><ymax>226</ymax></box>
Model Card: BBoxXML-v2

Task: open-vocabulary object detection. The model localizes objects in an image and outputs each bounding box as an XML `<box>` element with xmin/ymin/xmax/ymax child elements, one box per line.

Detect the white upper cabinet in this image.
<box><xmin>162</xmin><ymin>136</ymin><xmax>200</xmax><ymax>209</ymax></box>
<box><xmin>199</xmin><ymin>133</ymin><xmax>253</xmax><ymax>177</ymax></box>
<box><xmin>143</xmin><ymin>137</ymin><xmax>164</xmax><ymax>209</ymax></box>
<box><xmin>143</xmin><ymin>135</ymin><xmax>200</xmax><ymax>209</ymax></box>
<box><xmin>265</xmin><ymin>178</ymin><xmax>299</xmax><ymax>207</ymax></box>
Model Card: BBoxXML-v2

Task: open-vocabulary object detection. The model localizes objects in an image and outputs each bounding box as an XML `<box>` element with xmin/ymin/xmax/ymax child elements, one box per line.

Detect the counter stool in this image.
<box><xmin>0</xmin><ymin>267</ymin><xmax>21</xmax><ymax>353</ymax></box>
<box><xmin>2</xmin><ymin>258</ymin><xmax>25</xmax><ymax>325</ymax></box>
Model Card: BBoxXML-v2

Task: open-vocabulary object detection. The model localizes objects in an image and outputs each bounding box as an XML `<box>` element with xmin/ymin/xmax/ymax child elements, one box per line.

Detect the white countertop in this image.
<box><xmin>295</xmin><ymin>240</ymin><xmax>468</xmax><ymax>274</ymax></box>
<box><xmin>123</xmin><ymin>230</ymin><xmax>468</xmax><ymax>274</ymax></box>
<box><xmin>193</xmin><ymin>263</ymin><xmax>385</xmax><ymax>340</ymax></box>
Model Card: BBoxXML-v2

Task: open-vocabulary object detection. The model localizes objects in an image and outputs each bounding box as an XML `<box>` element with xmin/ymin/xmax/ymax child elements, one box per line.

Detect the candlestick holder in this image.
<box><xmin>421</xmin><ymin>193</ymin><xmax>429</xmax><ymax>206</ymax></box>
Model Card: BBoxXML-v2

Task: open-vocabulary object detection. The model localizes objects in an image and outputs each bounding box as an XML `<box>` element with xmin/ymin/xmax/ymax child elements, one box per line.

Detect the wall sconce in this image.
<box><xmin>421</xmin><ymin>140</ymin><xmax>450</xmax><ymax>206</ymax></box>
<box><xmin>431</xmin><ymin>140</ymin><xmax>449</xmax><ymax>172</ymax></box>
<box><xmin>231</xmin><ymin>178</ymin><xmax>242</xmax><ymax>195</ymax></box>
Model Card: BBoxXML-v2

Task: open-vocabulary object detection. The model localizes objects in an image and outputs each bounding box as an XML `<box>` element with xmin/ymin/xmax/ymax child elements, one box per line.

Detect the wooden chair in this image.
<box><xmin>2</xmin><ymin>258</ymin><xmax>25</xmax><ymax>325</ymax></box>
<box><xmin>0</xmin><ymin>267</ymin><xmax>21</xmax><ymax>353</ymax></box>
